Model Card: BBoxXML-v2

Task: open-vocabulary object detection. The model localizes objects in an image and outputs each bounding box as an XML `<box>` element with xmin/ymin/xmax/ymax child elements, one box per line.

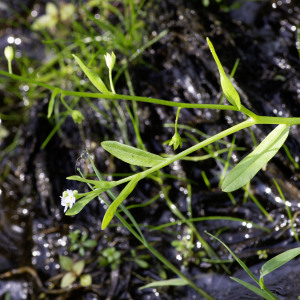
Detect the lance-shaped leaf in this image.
<box><xmin>207</xmin><ymin>38</ymin><xmax>241</xmax><ymax>110</ymax></box>
<box><xmin>72</xmin><ymin>54</ymin><xmax>110</xmax><ymax>94</ymax></box>
<box><xmin>140</xmin><ymin>278</ymin><xmax>188</xmax><ymax>290</ymax></box>
<box><xmin>222</xmin><ymin>124</ymin><xmax>290</xmax><ymax>192</ymax></box>
<box><xmin>66</xmin><ymin>188</ymin><xmax>104</xmax><ymax>215</ymax></box>
<box><xmin>260</xmin><ymin>247</ymin><xmax>300</xmax><ymax>279</ymax></box>
<box><xmin>102</xmin><ymin>173</ymin><xmax>142</xmax><ymax>229</ymax></box>
<box><xmin>101</xmin><ymin>141</ymin><xmax>166</xmax><ymax>167</ymax></box>
<box><xmin>230</xmin><ymin>277</ymin><xmax>276</xmax><ymax>300</ymax></box>
<box><xmin>67</xmin><ymin>175</ymin><xmax>118</xmax><ymax>189</ymax></box>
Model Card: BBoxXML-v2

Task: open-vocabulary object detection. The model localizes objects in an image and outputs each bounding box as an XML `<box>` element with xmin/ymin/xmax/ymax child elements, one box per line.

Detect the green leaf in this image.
<box><xmin>101</xmin><ymin>141</ymin><xmax>166</xmax><ymax>167</ymax></box>
<box><xmin>206</xmin><ymin>38</ymin><xmax>241</xmax><ymax>110</ymax></box>
<box><xmin>102</xmin><ymin>173</ymin><xmax>142</xmax><ymax>229</ymax></box>
<box><xmin>47</xmin><ymin>88</ymin><xmax>60</xmax><ymax>118</ymax></box>
<box><xmin>66</xmin><ymin>189</ymin><xmax>103</xmax><ymax>216</ymax></box>
<box><xmin>72</xmin><ymin>54</ymin><xmax>110</xmax><ymax>94</ymax></box>
<box><xmin>59</xmin><ymin>256</ymin><xmax>73</xmax><ymax>271</ymax></box>
<box><xmin>230</xmin><ymin>277</ymin><xmax>277</xmax><ymax>300</ymax></box>
<box><xmin>139</xmin><ymin>278</ymin><xmax>188</xmax><ymax>290</ymax></box>
<box><xmin>260</xmin><ymin>247</ymin><xmax>300</xmax><ymax>278</ymax></box>
<box><xmin>222</xmin><ymin>124</ymin><xmax>290</xmax><ymax>192</ymax></box>
<box><xmin>83</xmin><ymin>239</ymin><xmax>97</xmax><ymax>248</ymax></box>
<box><xmin>61</xmin><ymin>272</ymin><xmax>76</xmax><ymax>288</ymax></box>
<box><xmin>73</xmin><ymin>260</ymin><xmax>85</xmax><ymax>276</ymax></box>
<box><xmin>135</xmin><ymin>258</ymin><xmax>149</xmax><ymax>269</ymax></box>
<box><xmin>67</xmin><ymin>175</ymin><xmax>117</xmax><ymax>189</ymax></box>
<box><xmin>80</xmin><ymin>274</ymin><xmax>92</xmax><ymax>287</ymax></box>
<box><xmin>205</xmin><ymin>231</ymin><xmax>259</xmax><ymax>285</ymax></box>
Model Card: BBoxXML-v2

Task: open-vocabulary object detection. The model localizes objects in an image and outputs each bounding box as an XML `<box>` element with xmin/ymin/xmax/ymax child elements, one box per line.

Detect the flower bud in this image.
<box><xmin>104</xmin><ymin>52</ymin><xmax>116</xmax><ymax>70</ymax></box>
<box><xmin>169</xmin><ymin>132</ymin><xmax>182</xmax><ymax>150</ymax></box>
<box><xmin>71</xmin><ymin>110</ymin><xmax>84</xmax><ymax>124</ymax></box>
<box><xmin>4</xmin><ymin>46</ymin><xmax>14</xmax><ymax>62</ymax></box>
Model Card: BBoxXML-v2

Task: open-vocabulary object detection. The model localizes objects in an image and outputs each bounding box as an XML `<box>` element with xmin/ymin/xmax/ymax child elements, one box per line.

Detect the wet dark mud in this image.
<box><xmin>1</xmin><ymin>0</ymin><xmax>300</xmax><ymax>299</ymax></box>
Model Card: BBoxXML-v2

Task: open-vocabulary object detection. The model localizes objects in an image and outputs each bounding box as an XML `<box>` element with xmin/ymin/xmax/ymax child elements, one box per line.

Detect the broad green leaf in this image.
<box><xmin>260</xmin><ymin>247</ymin><xmax>300</xmax><ymax>278</ymax></box>
<box><xmin>47</xmin><ymin>88</ymin><xmax>60</xmax><ymax>118</ymax></box>
<box><xmin>59</xmin><ymin>255</ymin><xmax>73</xmax><ymax>271</ymax></box>
<box><xmin>61</xmin><ymin>272</ymin><xmax>76</xmax><ymax>288</ymax></box>
<box><xmin>72</xmin><ymin>54</ymin><xmax>110</xmax><ymax>94</ymax></box>
<box><xmin>140</xmin><ymin>278</ymin><xmax>188</xmax><ymax>290</ymax></box>
<box><xmin>230</xmin><ymin>277</ymin><xmax>277</xmax><ymax>300</ymax></box>
<box><xmin>222</xmin><ymin>124</ymin><xmax>290</xmax><ymax>192</ymax></box>
<box><xmin>207</xmin><ymin>38</ymin><xmax>241</xmax><ymax>110</ymax></box>
<box><xmin>205</xmin><ymin>231</ymin><xmax>259</xmax><ymax>285</ymax></box>
<box><xmin>102</xmin><ymin>173</ymin><xmax>142</xmax><ymax>229</ymax></box>
<box><xmin>73</xmin><ymin>260</ymin><xmax>85</xmax><ymax>276</ymax></box>
<box><xmin>66</xmin><ymin>189</ymin><xmax>103</xmax><ymax>215</ymax></box>
<box><xmin>101</xmin><ymin>141</ymin><xmax>166</xmax><ymax>167</ymax></box>
<box><xmin>67</xmin><ymin>175</ymin><xmax>117</xmax><ymax>189</ymax></box>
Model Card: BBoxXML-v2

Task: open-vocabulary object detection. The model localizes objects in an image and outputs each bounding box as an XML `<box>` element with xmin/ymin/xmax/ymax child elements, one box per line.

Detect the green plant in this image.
<box><xmin>2</xmin><ymin>36</ymin><xmax>300</xmax><ymax>299</ymax></box>
<box><xmin>207</xmin><ymin>232</ymin><xmax>300</xmax><ymax>300</ymax></box>
<box><xmin>60</xmin><ymin>38</ymin><xmax>298</xmax><ymax>225</ymax></box>
<box><xmin>129</xmin><ymin>249</ymin><xmax>150</xmax><ymax>269</ymax></box>
<box><xmin>68</xmin><ymin>229</ymin><xmax>97</xmax><ymax>256</ymax></box>
<box><xmin>59</xmin><ymin>256</ymin><xmax>92</xmax><ymax>288</ymax></box>
<box><xmin>171</xmin><ymin>228</ymin><xmax>204</xmax><ymax>267</ymax></box>
<box><xmin>98</xmin><ymin>247</ymin><xmax>121</xmax><ymax>270</ymax></box>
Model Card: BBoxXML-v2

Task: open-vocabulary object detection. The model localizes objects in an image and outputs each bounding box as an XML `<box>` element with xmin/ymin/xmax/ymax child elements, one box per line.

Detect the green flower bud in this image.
<box><xmin>71</xmin><ymin>110</ymin><xmax>84</xmax><ymax>124</ymax></box>
<box><xmin>169</xmin><ymin>132</ymin><xmax>182</xmax><ymax>150</ymax></box>
<box><xmin>4</xmin><ymin>46</ymin><xmax>14</xmax><ymax>62</ymax></box>
<box><xmin>104</xmin><ymin>52</ymin><xmax>116</xmax><ymax>70</ymax></box>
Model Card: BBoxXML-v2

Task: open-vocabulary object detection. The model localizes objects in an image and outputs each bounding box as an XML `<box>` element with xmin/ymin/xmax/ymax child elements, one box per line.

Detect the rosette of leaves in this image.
<box><xmin>98</xmin><ymin>247</ymin><xmax>121</xmax><ymax>270</ymax></box>
<box><xmin>68</xmin><ymin>230</ymin><xmax>97</xmax><ymax>256</ymax></box>
<box><xmin>59</xmin><ymin>256</ymin><xmax>92</xmax><ymax>288</ymax></box>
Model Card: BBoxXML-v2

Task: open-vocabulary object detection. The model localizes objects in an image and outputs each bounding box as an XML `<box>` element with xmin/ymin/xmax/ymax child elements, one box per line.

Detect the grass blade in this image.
<box><xmin>230</xmin><ymin>277</ymin><xmax>278</xmax><ymax>300</ymax></box>
<box><xmin>140</xmin><ymin>278</ymin><xmax>188</xmax><ymax>290</ymax></box>
<box><xmin>205</xmin><ymin>231</ymin><xmax>259</xmax><ymax>285</ymax></box>
<box><xmin>222</xmin><ymin>124</ymin><xmax>290</xmax><ymax>192</ymax></box>
<box><xmin>102</xmin><ymin>141</ymin><xmax>166</xmax><ymax>167</ymax></box>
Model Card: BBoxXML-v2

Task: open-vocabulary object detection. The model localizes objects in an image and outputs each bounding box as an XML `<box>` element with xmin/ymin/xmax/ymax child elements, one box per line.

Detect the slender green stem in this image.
<box><xmin>109</xmin><ymin>69</ymin><xmax>116</xmax><ymax>94</ymax></box>
<box><xmin>254</xmin><ymin>115</ymin><xmax>300</xmax><ymax>125</ymax></box>
<box><xmin>114</xmin><ymin>118</ymin><xmax>257</xmax><ymax>186</ymax></box>
<box><xmin>8</xmin><ymin>61</ymin><xmax>12</xmax><ymax>74</ymax></box>
<box><xmin>175</xmin><ymin>107</ymin><xmax>181</xmax><ymax>134</ymax></box>
<box><xmin>60</xmin><ymin>95</ymin><xmax>72</xmax><ymax>112</ymax></box>
<box><xmin>2</xmin><ymin>69</ymin><xmax>300</xmax><ymax>125</ymax></box>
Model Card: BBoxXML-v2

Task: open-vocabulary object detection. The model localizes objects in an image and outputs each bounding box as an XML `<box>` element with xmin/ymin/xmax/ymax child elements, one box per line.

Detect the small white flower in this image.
<box><xmin>4</xmin><ymin>46</ymin><xmax>14</xmax><ymax>62</ymax></box>
<box><xmin>104</xmin><ymin>52</ymin><xmax>116</xmax><ymax>70</ymax></box>
<box><xmin>60</xmin><ymin>189</ymin><xmax>78</xmax><ymax>212</ymax></box>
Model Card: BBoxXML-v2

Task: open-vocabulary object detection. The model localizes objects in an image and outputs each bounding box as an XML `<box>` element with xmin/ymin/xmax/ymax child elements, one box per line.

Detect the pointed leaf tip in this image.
<box><xmin>222</xmin><ymin>124</ymin><xmax>290</xmax><ymax>192</ymax></box>
<box><xmin>206</xmin><ymin>37</ymin><xmax>241</xmax><ymax>110</ymax></box>
<box><xmin>101</xmin><ymin>174</ymin><xmax>142</xmax><ymax>230</ymax></box>
<box><xmin>73</xmin><ymin>54</ymin><xmax>109</xmax><ymax>94</ymax></box>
